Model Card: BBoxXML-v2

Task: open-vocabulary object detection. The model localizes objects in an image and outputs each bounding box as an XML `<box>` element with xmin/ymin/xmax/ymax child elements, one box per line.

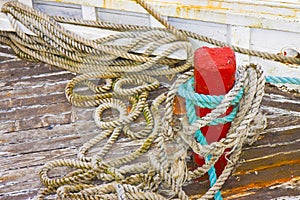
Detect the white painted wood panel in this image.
<box><xmin>18</xmin><ymin>0</ymin><xmax>33</xmax><ymax>7</ymax></box>
<box><xmin>229</xmin><ymin>25</ymin><xmax>251</xmax><ymax>65</ymax></box>
<box><xmin>34</xmin><ymin>1</ymin><xmax>82</xmax><ymax>18</ymax></box>
<box><xmin>250</xmin><ymin>28</ymin><xmax>300</xmax><ymax>54</ymax></box>
<box><xmin>169</xmin><ymin>17</ymin><xmax>228</xmax><ymax>49</ymax></box>
<box><xmin>81</xmin><ymin>5</ymin><xmax>97</xmax><ymax>21</ymax></box>
<box><xmin>97</xmin><ymin>8</ymin><xmax>150</xmax><ymax>26</ymax></box>
<box><xmin>30</xmin><ymin>0</ymin><xmax>300</xmax><ymax>33</ymax></box>
<box><xmin>149</xmin><ymin>15</ymin><xmax>167</xmax><ymax>28</ymax></box>
<box><xmin>249</xmin><ymin>28</ymin><xmax>300</xmax><ymax>80</ymax></box>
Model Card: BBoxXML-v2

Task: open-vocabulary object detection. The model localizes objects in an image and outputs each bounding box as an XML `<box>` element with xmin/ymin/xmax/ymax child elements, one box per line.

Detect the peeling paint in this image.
<box><xmin>40</xmin><ymin>0</ymin><xmax>300</xmax><ymax>19</ymax></box>
<box><xmin>24</xmin><ymin>0</ymin><xmax>299</xmax><ymax>34</ymax></box>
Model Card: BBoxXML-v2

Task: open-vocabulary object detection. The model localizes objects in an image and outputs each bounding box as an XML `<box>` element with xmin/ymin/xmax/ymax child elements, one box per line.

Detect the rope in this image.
<box><xmin>184</xmin><ymin>95</ymin><xmax>223</xmax><ymax>200</ymax></box>
<box><xmin>49</xmin><ymin>16</ymin><xmax>300</xmax><ymax>65</ymax></box>
<box><xmin>0</xmin><ymin>1</ymin><xmax>299</xmax><ymax>200</ymax></box>
<box><xmin>48</xmin><ymin>16</ymin><xmax>300</xmax><ymax>66</ymax></box>
<box><xmin>265</xmin><ymin>76</ymin><xmax>300</xmax><ymax>85</ymax></box>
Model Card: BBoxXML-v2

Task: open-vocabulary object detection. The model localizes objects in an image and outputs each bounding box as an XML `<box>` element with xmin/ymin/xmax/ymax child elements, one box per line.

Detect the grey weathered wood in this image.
<box><xmin>0</xmin><ymin>45</ymin><xmax>299</xmax><ymax>199</ymax></box>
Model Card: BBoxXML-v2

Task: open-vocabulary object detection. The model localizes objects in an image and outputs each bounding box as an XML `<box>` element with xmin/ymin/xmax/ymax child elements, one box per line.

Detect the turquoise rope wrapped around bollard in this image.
<box><xmin>178</xmin><ymin>77</ymin><xmax>243</xmax><ymax>200</ymax></box>
<box><xmin>178</xmin><ymin>78</ymin><xmax>244</xmax><ymax>125</ymax></box>
<box><xmin>178</xmin><ymin>75</ymin><xmax>300</xmax><ymax>200</ymax></box>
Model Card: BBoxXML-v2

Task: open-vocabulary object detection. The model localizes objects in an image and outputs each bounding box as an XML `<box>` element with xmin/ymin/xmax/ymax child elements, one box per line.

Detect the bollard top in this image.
<box><xmin>194</xmin><ymin>46</ymin><xmax>236</xmax><ymax>95</ymax></box>
<box><xmin>194</xmin><ymin>46</ymin><xmax>236</xmax><ymax>71</ymax></box>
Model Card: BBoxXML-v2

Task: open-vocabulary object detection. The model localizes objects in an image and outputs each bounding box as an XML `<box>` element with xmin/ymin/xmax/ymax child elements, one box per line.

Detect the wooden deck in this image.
<box><xmin>0</xmin><ymin>44</ymin><xmax>300</xmax><ymax>199</ymax></box>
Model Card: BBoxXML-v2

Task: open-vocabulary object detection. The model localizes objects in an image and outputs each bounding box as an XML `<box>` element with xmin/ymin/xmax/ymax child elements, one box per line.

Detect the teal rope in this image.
<box><xmin>178</xmin><ymin>78</ymin><xmax>244</xmax><ymax>109</ymax></box>
<box><xmin>185</xmin><ymin>98</ymin><xmax>223</xmax><ymax>200</ymax></box>
<box><xmin>178</xmin><ymin>74</ymin><xmax>300</xmax><ymax>200</ymax></box>
<box><xmin>180</xmin><ymin>78</ymin><xmax>242</xmax><ymax>200</ymax></box>
<box><xmin>265</xmin><ymin>76</ymin><xmax>300</xmax><ymax>85</ymax></box>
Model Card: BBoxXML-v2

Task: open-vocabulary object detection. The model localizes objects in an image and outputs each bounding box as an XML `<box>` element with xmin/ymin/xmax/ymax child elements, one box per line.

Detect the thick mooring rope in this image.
<box><xmin>1</xmin><ymin>1</ymin><xmax>299</xmax><ymax>200</ymax></box>
<box><xmin>51</xmin><ymin>16</ymin><xmax>300</xmax><ymax>66</ymax></box>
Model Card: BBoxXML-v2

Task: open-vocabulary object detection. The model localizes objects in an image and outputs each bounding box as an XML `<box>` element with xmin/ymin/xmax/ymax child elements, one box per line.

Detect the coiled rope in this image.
<box><xmin>0</xmin><ymin>1</ymin><xmax>299</xmax><ymax>200</ymax></box>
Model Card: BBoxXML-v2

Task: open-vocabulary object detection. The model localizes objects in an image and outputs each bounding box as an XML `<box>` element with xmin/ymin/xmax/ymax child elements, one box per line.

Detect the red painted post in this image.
<box><xmin>193</xmin><ymin>46</ymin><xmax>236</xmax><ymax>176</ymax></box>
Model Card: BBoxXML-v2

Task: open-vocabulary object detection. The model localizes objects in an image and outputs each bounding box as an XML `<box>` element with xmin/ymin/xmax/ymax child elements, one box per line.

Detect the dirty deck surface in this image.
<box><xmin>0</xmin><ymin>44</ymin><xmax>300</xmax><ymax>200</ymax></box>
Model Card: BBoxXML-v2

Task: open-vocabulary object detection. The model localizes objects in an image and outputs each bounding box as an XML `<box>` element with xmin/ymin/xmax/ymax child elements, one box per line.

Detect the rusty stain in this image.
<box><xmin>249</xmin><ymin>20</ymin><xmax>263</xmax><ymax>29</ymax></box>
<box><xmin>173</xmin><ymin>95</ymin><xmax>186</xmax><ymax>115</ymax></box>
<box><xmin>0</xmin><ymin>174</ymin><xmax>20</xmax><ymax>182</ymax></box>
<box><xmin>224</xmin><ymin>191</ymin><xmax>256</xmax><ymax>200</ymax></box>
<box><xmin>6</xmin><ymin>91</ymin><xmax>12</xmax><ymax>97</ymax></box>
<box><xmin>127</xmin><ymin>105</ymin><xmax>131</xmax><ymax>113</ymax></box>
<box><xmin>30</xmin><ymin>0</ymin><xmax>299</xmax><ymax>31</ymax></box>
<box><xmin>221</xmin><ymin>177</ymin><xmax>294</xmax><ymax>197</ymax></box>
<box><xmin>42</xmin><ymin>0</ymin><xmax>299</xmax><ymax>21</ymax></box>
<box><xmin>174</xmin><ymin>3</ymin><xmax>228</xmax><ymax>19</ymax></box>
<box><xmin>235</xmin><ymin>159</ymin><xmax>300</xmax><ymax>175</ymax></box>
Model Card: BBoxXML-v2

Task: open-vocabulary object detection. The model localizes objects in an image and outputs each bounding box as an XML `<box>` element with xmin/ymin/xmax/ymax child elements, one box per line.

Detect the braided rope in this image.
<box><xmin>1</xmin><ymin>1</ymin><xmax>299</xmax><ymax>200</ymax></box>
<box><xmin>185</xmin><ymin>96</ymin><xmax>223</xmax><ymax>200</ymax></box>
<box><xmin>43</xmin><ymin>12</ymin><xmax>300</xmax><ymax>66</ymax></box>
<box><xmin>265</xmin><ymin>76</ymin><xmax>300</xmax><ymax>85</ymax></box>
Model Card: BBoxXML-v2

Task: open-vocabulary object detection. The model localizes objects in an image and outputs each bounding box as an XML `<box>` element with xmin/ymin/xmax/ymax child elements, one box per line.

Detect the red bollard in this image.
<box><xmin>193</xmin><ymin>46</ymin><xmax>236</xmax><ymax>176</ymax></box>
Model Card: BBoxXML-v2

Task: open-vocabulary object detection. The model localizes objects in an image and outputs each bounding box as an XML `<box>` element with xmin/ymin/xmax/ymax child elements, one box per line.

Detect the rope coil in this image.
<box><xmin>0</xmin><ymin>1</ymin><xmax>299</xmax><ymax>200</ymax></box>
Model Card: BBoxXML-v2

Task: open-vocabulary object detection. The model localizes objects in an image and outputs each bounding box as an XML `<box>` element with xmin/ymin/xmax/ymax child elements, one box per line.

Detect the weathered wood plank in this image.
<box><xmin>1</xmin><ymin>121</ymin><xmax>94</xmax><ymax>145</ymax></box>
<box><xmin>0</xmin><ymin>125</ymin><xmax>150</xmax><ymax>199</ymax></box>
<box><xmin>0</xmin><ymin>113</ymin><xmax>72</xmax><ymax>134</ymax></box>
<box><xmin>0</xmin><ymin>165</ymin><xmax>70</xmax><ymax>199</ymax></box>
<box><xmin>185</xmin><ymin>128</ymin><xmax>300</xmax><ymax>198</ymax></box>
<box><xmin>0</xmin><ymin>46</ymin><xmax>300</xmax><ymax>199</ymax></box>
<box><xmin>0</xmin><ymin>102</ymin><xmax>71</xmax><ymax>122</ymax></box>
<box><xmin>0</xmin><ymin>52</ymin><xmax>75</xmax><ymax>135</ymax></box>
<box><xmin>0</xmin><ymin>62</ymin><xmax>64</xmax><ymax>79</ymax></box>
<box><xmin>0</xmin><ymin>93</ymin><xmax>67</xmax><ymax>110</ymax></box>
<box><xmin>0</xmin><ymin>80</ymin><xmax>68</xmax><ymax>100</ymax></box>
